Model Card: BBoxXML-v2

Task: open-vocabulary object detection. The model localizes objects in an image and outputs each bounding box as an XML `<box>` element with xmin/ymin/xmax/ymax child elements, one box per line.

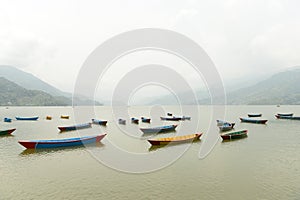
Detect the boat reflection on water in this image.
<box><xmin>148</xmin><ymin>138</ymin><xmax>201</xmax><ymax>152</ymax></box>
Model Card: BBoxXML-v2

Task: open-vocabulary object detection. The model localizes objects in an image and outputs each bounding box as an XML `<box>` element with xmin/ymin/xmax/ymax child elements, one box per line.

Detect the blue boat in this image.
<box><xmin>275</xmin><ymin>115</ymin><xmax>300</xmax><ymax>120</ymax></box>
<box><xmin>219</xmin><ymin>123</ymin><xmax>234</xmax><ymax>132</ymax></box>
<box><xmin>92</xmin><ymin>119</ymin><xmax>108</xmax><ymax>126</ymax></box>
<box><xmin>58</xmin><ymin>122</ymin><xmax>92</xmax><ymax>132</ymax></box>
<box><xmin>140</xmin><ymin>125</ymin><xmax>178</xmax><ymax>134</ymax></box>
<box><xmin>18</xmin><ymin>134</ymin><xmax>106</xmax><ymax>149</ymax></box>
<box><xmin>240</xmin><ymin>117</ymin><xmax>267</xmax><ymax>124</ymax></box>
<box><xmin>248</xmin><ymin>113</ymin><xmax>262</xmax><ymax>117</ymax></box>
<box><xmin>4</xmin><ymin>117</ymin><xmax>12</xmax><ymax>123</ymax></box>
<box><xmin>15</xmin><ymin>116</ymin><xmax>39</xmax><ymax>121</ymax></box>
<box><xmin>277</xmin><ymin>113</ymin><xmax>293</xmax><ymax>117</ymax></box>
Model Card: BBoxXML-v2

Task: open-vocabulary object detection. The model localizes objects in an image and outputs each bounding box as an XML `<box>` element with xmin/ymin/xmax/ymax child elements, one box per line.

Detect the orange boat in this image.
<box><xmin>148</xmin><ymin>133</ymin><xmax>202</xmax><ymax>146</ymax></box>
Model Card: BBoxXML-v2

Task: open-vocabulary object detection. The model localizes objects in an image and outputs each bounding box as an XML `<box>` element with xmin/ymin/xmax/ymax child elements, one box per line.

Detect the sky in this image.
<box><xmin>0</xmin><ymin>0</ymin><xmax>300</xmax><ymax>101</ymax></box>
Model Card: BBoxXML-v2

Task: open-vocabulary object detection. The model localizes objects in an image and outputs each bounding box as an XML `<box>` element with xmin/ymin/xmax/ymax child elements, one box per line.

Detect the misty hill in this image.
<box><xmin>225</xmin><ymin>68</ymin><xmax>300</xmax><ymax>105</ymax></box>
<box><xmin>138</xmin><ymin>68</ymin><xmax>300</xmax><ymax>105</ymax></box>
<box><xmin>198</xmin><ymin>67</ymin><xmax>300</xmax><ymax>105</ymax></box>
<box><xmin>0</xmin><ymin>65</ymin><xmax>101</xmax><ymax>105</ymax></box>
<box><xmin>0</xmin><ymin>77</ymin><xmax>70</xmax><ymax>106</ymax></box>
<box><xmin>0</xmin><ymin>65</ymin><xmax>67</xmax><ymax>97</ymax></box>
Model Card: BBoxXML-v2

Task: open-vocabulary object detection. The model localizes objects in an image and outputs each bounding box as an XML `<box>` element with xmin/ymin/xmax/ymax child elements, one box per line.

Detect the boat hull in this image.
<box><xmin>4</xmin><ymin>118</ymin><xmax>12</xmax><ymax>123</ymax></box>
<box><xmin>60</xmin><ymin>115</ymin><xmax>70</xmax><ymax>119</ymax></box>
<box><xmin>148</xmin><ymin>133</ymin><xmax>202</xmax><ymax>145</ymax></box>
<box><xmin>0</xmin><ymin>128</ymin><xmax>16</xmax><ymax>136</ymax></box>
<box><xmin>277</xmin><ymin>113</ymin><xmax>293</xmax><ymax>117</ymax></box>
<box><xmin>221</xmin><ymin>130</ymin><xmax>248</xmax><ymax>140</ymax></box>
<box><xmin>141</xmin><ymin>118</ymin><xmax>151</xmax><ymax>123</ymax></box>
<box><xmin>160</xmin><ymin>117</ymin><xmax>181</xmax><ymax>121</ymax></box>
<box><xmin>18</xmin><ymin>134</ymin><xmax>106</xmax><ymax>149</ymax></box>
<box><xmin>58</xmin><ymin>123</ymin><xmax>92</xmax><ymax>132</ymax></box>
<box><xmin>92</xmin><ymin>119</ymin><xmax>107</xmax><ymax>125</ymax></box>
<box><xmin>275</xmin><ymin>115</ymin><xmax>300</xmax><ymax>120</ymax></box>
<box><xmin>140</xmin><ymin>125</ymin><xmax>178</xmax><ymax>134</ymax></box>
<box><xmin>248</xmin><ymin>113</ymin><xmax>262</xmax><ymax>117</ymax></box>
<box><xmin>240</xmin><ymin>118</ymin><xmax>267</xmax><ymax>124</ymax></box>
<box><xmin>15</xmin><ymin>116</ymin><xmax>39</xmax><ymax>121</ymax></box>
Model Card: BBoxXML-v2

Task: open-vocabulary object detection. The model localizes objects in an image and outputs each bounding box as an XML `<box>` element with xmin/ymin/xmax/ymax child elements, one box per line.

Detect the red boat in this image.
<box><xmin>0</xmin><ymin>128</ymin><xmax>16</xmax><ymax>136</ymax></box>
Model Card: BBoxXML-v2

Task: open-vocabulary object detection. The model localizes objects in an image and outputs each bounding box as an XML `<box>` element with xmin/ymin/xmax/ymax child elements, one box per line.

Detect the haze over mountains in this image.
<box><xmin>144</xmin><ymin>67</ymin><xmax>300</xmax><ymax>105</ymax></box>
<box><xmin>0</xmin><ymin>65</ymin><xmax>299</xmax><ymax>106</ymax></box>
<box><xmin>0</xmin><ymin>65</ymin><xmax>100</xmax><ymax>106</ymax></box>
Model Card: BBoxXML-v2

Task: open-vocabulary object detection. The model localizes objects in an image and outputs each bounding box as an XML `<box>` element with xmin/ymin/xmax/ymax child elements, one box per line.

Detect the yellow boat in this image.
<box><xmin>148</xmin><ymin>133</ymin><xmax>202</xmax><ymax>145</ymax></box>
<box><xmin>46</xmin><ymin>116</ymin><xmax>52</xmax><ymax>120</ymax></box>
<box><xmin>60</xmin><ymin>115</ymin><xmax>70</xmax><ymax>119</ymax></box>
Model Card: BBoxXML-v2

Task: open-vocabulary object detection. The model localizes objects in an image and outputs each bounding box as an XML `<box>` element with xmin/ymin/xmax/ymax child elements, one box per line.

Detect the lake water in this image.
<box><xmin>0</xmin><ymin>105</ymin><xmax>300</xmax><ymax>200</ymax></box>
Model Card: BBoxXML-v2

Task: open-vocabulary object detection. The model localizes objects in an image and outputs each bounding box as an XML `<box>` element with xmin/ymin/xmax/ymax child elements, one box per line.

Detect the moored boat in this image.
<box><xmin>4</xmin><ymin>117</ymin><xmax>12</xmax><ymax>123</ymax></box>
<box><xmin>277</xmin><ymin>113</ymin><xmax>293</xmax><ymax>117</ymax></box>
<box><xmin>216</xmin><ymin>120</ymin><xmax>235</xmax><ymax>127</ymax></box>
<box><xmin>46</xmin><ymin>116</ymin><xmax>52</xmax><ymax>120</ymax></box>
<box><xmin>160</xmin><ymin>116</ymin><xmax>181</xmax><ymax>121</ymax></box>
<box><xmin>140</xmin><ymin>124</ymin><xmax>178</xmax><ymax>134</ymax></box>
<box><xmin>219</xmin><ymin>123</ymin><xmax>234</xmax><ymax>132</ymax></box>
<box><xmin>148</xmin><ymin>133</ymin><xmax>202</xmax><ymax>145</ymax></box>
<box><xmin>92</xmin><ymin>119</ymin><xmax>107</xmax><ymax>125</ymax></box>
<box><xmin>141</xmin><ymin>117</ymin><xmax>151</xmax><ymax>123</ymax></box>
<box><xmin>58</xmin><ymin>122</ymin><xmax>92</xmax><ymax>132</ymax></box>
<box><xmin>60</xmin><ymin>115</ymin><xmax>70</xmax><ymax>119</ymax></box>
<box><xmin>18</xmin><ymin>134</ymin><xmax>106</xmax><ymax>149</ymax></box>
<box><xmin>15</xmin><ymin>116</ymin><xmax>39</xmax><ymax>121</ymax></box>
<box><xmin>275</xmin><ymin>115</ymin><xmax>300</xmax><ymax>120</ymax></box>
<box><xmin>240</xmin><ymin>117</ymin><xmax>268</xmax><ymax>124</ymax></box>
<box><xmin>131</xmin><ymin>117</ymin><xmax>139</xmax><ymax>124</ymax></box>
<box><xmin>221</xmin><ymin>130</ymin><xmax>248</xmax><ymax>140</ymax></box>
<box><xmin>118</xmin><ymin>119</ymin><xmax>126</xmax><ymax>125</ymax></box>
<box><xmin>248</xmin><ymin>113</ymin><xmax>262</xmax><ymax>117</ymax></box>
<box><xmin>0</xmin><ymin>128</ymin><xmax>16</xmax><ymax>136</ymax></box>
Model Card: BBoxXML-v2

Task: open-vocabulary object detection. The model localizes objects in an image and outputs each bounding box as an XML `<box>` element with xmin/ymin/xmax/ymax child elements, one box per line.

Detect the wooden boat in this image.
<box><xmin>148</xmin><ymin>133</ymin><xmax>202</xmax><ymax>145</ymax></box>
<box><xmin>275</xmin><ymin>115</ymin><xmax>300</xmax><ymax>120</ymax></box>
<box><xmin>0</xmin><ymin>128</ymin><xmax>16</xmax><ymax>136</ymax></box>
<box><xmin>58</xmin><ymin>122</ymin><xmax>92</xmax><ymax>132</ymax></box>
<box><xmin>18</xmin><ymin>134</ymin><xmax>106</xmax><ymax>149</ymax></box>
<box><xmin>4</xmin><ymin>117</ymin><xmax>12</xmax><ymax>123</ymax></box>
<box><xmin>15</xmin><ymin>116</ymin><xmax>39</xmax><ymax>121</ymax></box>
<box><xmin>141</xmin><ymin>117</ymin><xmax>151</xmax><ymax>123</ymax></box>
<box><xmin>46</xmin><ymin>116</ymin><xmax>52</xmax><ymax>120</ymax></box>
<box><xmin>216</xmin><ymin>120</ymin><xmax>235</xmax><ymax>127</ymax></box>
<box><xmin>131</xmin><ymin>118</ymin><xmax>139</xmax><ymax>124</ymax></box>
<box><xmin>219</xmin><ymin>123</ymin><xmax>234</xmax><ymax>132</ymax></box>
<box><xmin>180</xmin><ymin>116</ymin><xmax>191</xmax><ymax>120</ymax></box>
<box><xmin>221</xmin><ymin>130</ymin><xmax>248</xmax><ymax>140</ymax></box>
<box><xmin>140</xmin><ymin>124</ymin><xmax>178</xmax><ymax>134</ymax></box>
<box><xmin>92</xmin><ymin>119</ymin><xmax>107</xmax><ymax>125</ymax></box>
<box><xmin>240</xmin><ymin>117</ymin><xmax>268</xmax><ymax>124</ymax></box>
<box><xmin>162</xmin><ymin>115</ymin><xmax>191</xmax><ymax>121</ymax></box>
<box><xmin>277</xmin><ymin>113</ymin><xmax>293</xmax><ymax>117</ymax></box>
<box><xmin>60</xmin><ymin>115</ymin><xmax>70</xmax><ymax>119</ymax></box>
<box><xmin>160</xmin><ymin>116</ymin><xmax>181</xmax><ymax>121</ymax></box>
<box><xmin>118</xmin><ymin>119</ymin><xmax>126</xmax><ymax>125</ymax></box>
<box><xmin>248</xmin><ymin>113</ymin><xmax>262</xmax><ymax>117</ymax></box>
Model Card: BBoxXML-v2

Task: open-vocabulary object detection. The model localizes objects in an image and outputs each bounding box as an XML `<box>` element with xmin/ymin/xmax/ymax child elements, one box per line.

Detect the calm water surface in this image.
<box><xmin>0</xmin><ymin>106</ymin><xmax>300</xmax><ymax>200</ymax></box>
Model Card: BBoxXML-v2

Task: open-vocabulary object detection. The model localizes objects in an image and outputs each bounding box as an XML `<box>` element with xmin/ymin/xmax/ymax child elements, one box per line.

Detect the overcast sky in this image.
<box><xmin>0</xmin><ymin>0</ymin><xmax>300</xmax><ymax>98</ymax></box>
